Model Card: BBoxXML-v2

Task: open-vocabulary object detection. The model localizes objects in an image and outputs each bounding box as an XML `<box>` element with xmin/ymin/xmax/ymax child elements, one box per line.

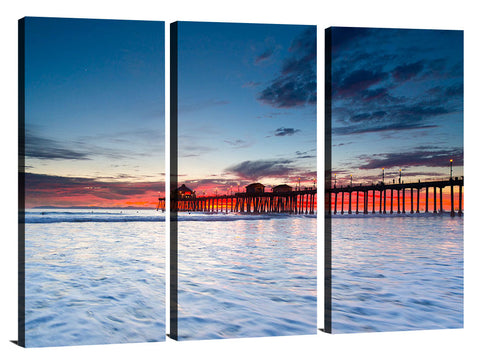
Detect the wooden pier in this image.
<box><xmin>156</xmin><ymin>198</ymin><xmax>166</xmax><ymax>211</ymax></box>
<box><xmin>326</xmin><ymin>177</ymin><xmax>463</xmax><ymax>217</ymax></box>
<box><xmin>170</xmin><ymin>189</ymin><xmax>317</xmax><ymax>214</ymax></box>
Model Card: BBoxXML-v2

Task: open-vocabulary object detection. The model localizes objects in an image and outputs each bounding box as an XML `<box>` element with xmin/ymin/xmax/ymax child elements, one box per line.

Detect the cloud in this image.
<box><xmin>331</xmin><ymin>29</ymin><xmax>463</xmax><ymax>138</ymax></box>
<box><xmin>274</xmin><ymin>127</ymin><xmax>301</xmax><ymax>136</ymax></box>
<box><xmin>445</xmin><ymin>83</ymin><xmax>463</xmax><ymax>97</ymax></box>
<box><xmin>349</xmin><ymin>111</ymin><xmax>386</xmax><ymax>123</ymax></box>
<box><xmin>357</xmin><ymin>147</ymin><xmax>463</xmax><ymax>170</ymax></box>
<box><xmin>392</xmin><ymin>61</ymin><xmax>424</xmax><ymax>82</ymax></box>
<box><xmin>25</xmin><ymin>172</ymin><xmax>165</xmax><ymax>206</ymax></box>
<box><xmin>330</xmin><ymin>27</ymin><xmax>370</xmax><ymax>53</ymax></box>
<box><xmin>360</xmin><ymin>88</ymin><xmax>390</xmax><ymax>102</ymax></box>
<box><xmin>334</xmin><ymin>69</ymin><xmax>388</xmax><ymax>98</ymax></box>
<box><xmin>242</xmin><ymin>81</ymin><xmax>261</xmax><ymax>88</ymax></box>
<box><xmin>226</xmin><ymin>159</ymin><xmax>296</xmax><ymax>180</ymax></box>
<box><xmin>223</xmin><ymin>139</ymin><xmax>252</xmax><ymax>148</ymax></box>
<box><xmin>258</xmin><ymin>27</ymin><xmax>316</xmax><ymax>108</ymax></box>
<box><xmin>333</xmin><ymin>119</ymin><xmax>436</xmax><ymax>136</ymax></box>
<box><xmin>333</xmin><ymin>99</ymin><xmax>457</xmax><ymax>135</ymax></box>
<box><xmin>255</xmin><ymin>48</ymin><xmax>274</xmax><ymax>64</ymax></box>
<box><xmin>24</xmin><ymin>130</ymin><xmax>91</xmax><ymax>161</ymax></box>
<box><xmin>332</xmin><ymin>142</ymin><xmax>353</xmax><ymax>147</ymax></box>
<box><xmin>179</xmin><ymin>143</ymin><xmax>216</xmax><ymax>158</ymax></box>
<box><xmin>295</xmin><ymin>150</ymin><xmax>315</xmax><ymax>159</ymax></box>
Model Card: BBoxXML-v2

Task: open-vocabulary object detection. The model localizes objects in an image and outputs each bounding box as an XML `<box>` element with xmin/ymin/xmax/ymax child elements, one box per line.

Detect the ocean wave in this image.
<box><xmin>24</xmin><ymin>216</ymin><xmax>165</xmax><ymax>224</ymax></box>
<box><xmin>24</xmin><ymin>212</ymin><xmax>316</xmax><ymax>224</ymax></box>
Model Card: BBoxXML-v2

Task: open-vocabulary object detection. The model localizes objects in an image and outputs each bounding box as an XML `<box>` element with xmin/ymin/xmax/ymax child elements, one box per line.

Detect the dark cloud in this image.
<box><xmin>445</xmin><ymin>83</ymin><xmax>463</xmax><ymax>97</ymax></box>
<box><xmin>226</xmin><ymin>159</ymin><xmax>296</xmax><ymax>180</ymax></box>
<box><xmin>333</xmin><ymin>98</ymin><xmax>457</xmax><ymax>135</ymax></box>
<box><xmin>334</xmin><ymin>121</ymin><xmax>437</xmax><ymax>136</ymax></box>
<box><xmin>255</xmin><ymin>48</ymin><xmax>274</xmax><ymax>64</ymax></box>
<box><xmin>25</xmin><ymin>173</ymin><xmax>164</xmax><ymax>201</ymax></box>
<box><xmin>358</xmin><ymin>147</ymin><xmax>463</xmax><ymax>170</ymax></box>
<box><xmin>427</xmin><ymin>83</ymin><xmax>463</xmax><ymax>99</ymax></box>
<box><xmin>350</xmin><ymin>113</ymin><xmax>372</xmax><ymax>123</ymax></box>
<box><xmin>274</xmin><ymin>127</ymin><xmax>300</xmax><ymax>136</ymax></box>
<box><xmin>335</xmin><ymin>69</ymin><xmax>388</xmax><ymax>98</ymax></box>
<box><xmin>330</xmin><ymin>28</ymin><xmax>463</xmax><ymax>139</ymax></box>
<box><xmin>330</xmin><ymin>27</ymin><xmax>370</xmax><ymax>53</ymax></box>
<box><xmin>392</xmin><ymin>61</ymin><xmax>424</xmax><ymax>82</ymax></box>
<box><xmin>24</xmin><ymin>130</ymin><xmax>91</xmax><ymax>160</ymax></box>
<box><xmin>258</xmin><ymin>27</ymin><xmax>316</xmax><ymax>108</ymax></box>
<box><xmin>295</xmin><ymin>150</ymin><xmax>315</xmax><ymax>159</ymax></box>
<box><xmin>360</xmin><ymin>88</ymin><xmax>391</xmax><ymax>102</ymax></box>
<box><xmin>223</xmin><ymin>139</ymin><xmax>252</xmax><ymax>148</ymax></box>
<box><xmin>332</xmin><ymin>142</ymin><xmax>353</xmax><ymax>147</ymax></box>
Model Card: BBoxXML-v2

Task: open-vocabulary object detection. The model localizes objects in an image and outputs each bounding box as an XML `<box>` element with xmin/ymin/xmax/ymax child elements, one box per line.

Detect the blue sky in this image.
<box><xmin>24</xmin><ymin>17</ymin><xmax>165</xmax><ymax>207</ymax></box>
<box><xmin>330</xmin><ymin>27</ymin><xmax>463</xmax><ymax>186</ymax></box>
<box><xmin>177</xmin><ymin>22</ymin><xmax>317</xmax><ymax>194</ymax></box>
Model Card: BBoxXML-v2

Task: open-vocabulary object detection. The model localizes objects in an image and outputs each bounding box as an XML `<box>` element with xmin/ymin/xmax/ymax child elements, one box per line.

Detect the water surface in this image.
<box><xmin>331</xmin><ymin>214</ymin><xmax>463</xmax><ymax>333</ymax></box>
<box><xmin>24</xmin><ymin>209</ymin><xmax>165</xmax><ymax>347</ymax></box>
<box><xmin>177</xmin><ymin>213</ymin><xmax>317</xmax><ymax>340</ymax></box>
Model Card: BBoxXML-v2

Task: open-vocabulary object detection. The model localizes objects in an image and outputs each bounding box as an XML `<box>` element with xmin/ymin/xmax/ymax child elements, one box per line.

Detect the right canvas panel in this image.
<box><xmin>325</xmin><ymin>27</ymin><xmax>463</xmax><ymax>333</ymax></box>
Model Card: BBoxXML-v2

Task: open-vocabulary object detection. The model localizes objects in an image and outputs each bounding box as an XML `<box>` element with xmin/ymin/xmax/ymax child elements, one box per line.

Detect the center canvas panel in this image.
<box><xmin>170</xmin><ymin>21</ymin><xmax>317</xmax><ymax>340</ymax></box>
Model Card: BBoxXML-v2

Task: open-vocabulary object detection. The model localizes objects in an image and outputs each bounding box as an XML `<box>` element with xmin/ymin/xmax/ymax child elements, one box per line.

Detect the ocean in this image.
<box><xmin>23</xmin><ymin>208</ymin><xmax>165</xmax><ymax>347</ymax></box>
<box><xmin>24</xmin><ymin>209</ymin><xmax>317</xmax><ymax>345</ymax></box>
<box><xmin>23</xmin><ymin>208</ymin><xmax>461</xmax><ymax>344</ymax></box>
<box><xmin>331</xmin><ymin>213</ymin><xmax>463</xmax><ymax>333</ymax></box>
<box><xmin>176</xmin><ymin>213</ymin><xmax>317</xmax><ymax>340</ymax></box>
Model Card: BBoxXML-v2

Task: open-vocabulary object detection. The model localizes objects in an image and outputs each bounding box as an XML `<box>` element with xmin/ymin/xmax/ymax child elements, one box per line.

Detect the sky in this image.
<box><xmin>176</xmin><ymin>22</ymin><xmax>317</xmax><ymax>196</ymax></box>
<box><xmin>23</xmin><ymin>17</ymin><xmax>165</xmax><ymax>208</ymax></box>
<box><xmin>330</xmin><ymin>27</ymin><xmax>463</xmax><ymax>188</ymax></box>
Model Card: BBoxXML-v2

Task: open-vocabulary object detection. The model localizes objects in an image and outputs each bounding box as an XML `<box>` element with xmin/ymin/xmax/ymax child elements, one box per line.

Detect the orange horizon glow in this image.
<box><xmin>24</xmin><ymin>173</ymin><xmax>165</xmax><ymax>209</ymax></box>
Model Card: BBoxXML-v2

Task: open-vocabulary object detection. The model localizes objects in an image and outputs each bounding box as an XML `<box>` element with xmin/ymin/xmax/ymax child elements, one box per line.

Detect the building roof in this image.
<box><xmin>176</xmin><ymin>184</ymin><xmax>193</xmax><ymax>193</ymax></box>
<box><xmin>246</xmin><ymin>182</ymin><xmax>265</xmax><ymax>188</ymax></box>
<box><xmin>273</xmin><ymin>184</ymin><xmax>292</xmax><ymax>189</ymax></box>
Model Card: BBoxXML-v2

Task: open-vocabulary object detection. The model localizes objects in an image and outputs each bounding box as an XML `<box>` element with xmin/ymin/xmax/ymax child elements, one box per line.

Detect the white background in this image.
<box><xmin>1</xmin><ymin>1</ymin><xmax>478</xmax><ymax>359</ymax></box>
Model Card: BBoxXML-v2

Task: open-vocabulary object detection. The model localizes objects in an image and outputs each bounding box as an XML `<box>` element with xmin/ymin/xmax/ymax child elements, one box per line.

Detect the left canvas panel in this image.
<box><xmin>18</xmin><ymin>17</ymin><xmax>166</xmax><ymax>347</ymax></box>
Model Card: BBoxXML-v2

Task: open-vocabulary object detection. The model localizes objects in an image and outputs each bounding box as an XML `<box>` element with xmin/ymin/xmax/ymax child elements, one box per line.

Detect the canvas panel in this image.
<box><xmin>325</xmin><ymin>27</ymin><xmax>463</xmax><ymax>333</ymax></box>
<box><xmin>19</xmin><ymin>17</ymin><xmax>166</xmax><ymax>347</ymax></box>
<box><xmin>171</xmin><ymin>21</ymin><xmax>317</xmax><ymax>340</ymax></box>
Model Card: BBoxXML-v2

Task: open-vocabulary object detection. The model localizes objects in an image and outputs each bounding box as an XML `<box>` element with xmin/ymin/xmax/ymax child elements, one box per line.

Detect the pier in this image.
<box><xmin>156</xmin><ymin>198</ymin><xmax>166</xmax><ymax>211</ymax></box>
<box><xmin>171</xmin><ymin>189</ymin><xmax>317</xmax><ymax>214</ymax></box>
<box><xmin>161</xmin><ymin>182</ymin><xmax>317</xmax><ymax>214</ymax></box>
<box><xmin>326</xmin><ymin>177</ymin><xmax>463</xmax><ymax>217</ymax></box>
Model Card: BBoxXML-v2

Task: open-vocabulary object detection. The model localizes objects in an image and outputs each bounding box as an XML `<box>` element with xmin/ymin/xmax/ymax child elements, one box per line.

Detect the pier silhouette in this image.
<box><xmin>326</xmin><ymin>177</ymin><xmax>463</xmax><ymax>217</ymax></box>
<box><xmin>159</xmin><ymin>183</ymin><xmax>317</xmax><ymax>214</ymax></box>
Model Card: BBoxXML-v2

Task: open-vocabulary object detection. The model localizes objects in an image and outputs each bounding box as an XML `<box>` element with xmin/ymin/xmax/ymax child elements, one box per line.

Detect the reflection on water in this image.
<box><xmin>332</xmin><ymin>215</ymin><xmax>463</xmax><ymax>333</ymax></box>
<box><xmin>177</xmin><ymin>214</ymin><xmax>317</xmax><ymax>340</ymax></box>
<box><xmin>25</xmin><ymin>210</ymin><xmax>165</xmax><ymax>347</ymax></box>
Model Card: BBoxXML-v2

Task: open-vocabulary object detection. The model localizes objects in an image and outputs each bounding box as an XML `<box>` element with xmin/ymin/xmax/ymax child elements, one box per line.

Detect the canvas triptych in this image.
<box><xmin>18</xmin><ymin>17</ymin><xmax>463</xmax><ymax>347</ymax></box>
